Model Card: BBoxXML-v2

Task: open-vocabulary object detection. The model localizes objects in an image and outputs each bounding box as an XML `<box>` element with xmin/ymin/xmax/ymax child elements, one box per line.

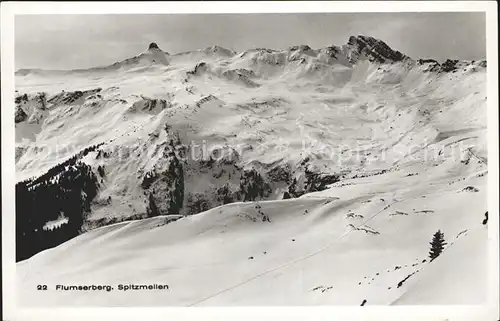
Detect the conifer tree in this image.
<box><xmin>147</xmin><ymin>192</ymin><xmax>160</xmax><ymax>217</ymax></box>
<box><xmin>482</xmin><ymin>211</ymin><xmax>488</xmax><ymax>225</ymax></box>
<box><xmin>429</xmin><ymin>230</ymin><xmax>447</xmax><ymax>261</ymax></box>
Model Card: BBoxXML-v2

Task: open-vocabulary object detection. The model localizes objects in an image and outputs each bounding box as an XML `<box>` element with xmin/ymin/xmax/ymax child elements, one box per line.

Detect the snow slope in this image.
<box><xmin>15</xmin><ymin>36</ymin><xmax>489</xmax><ymax>306</ymax></box>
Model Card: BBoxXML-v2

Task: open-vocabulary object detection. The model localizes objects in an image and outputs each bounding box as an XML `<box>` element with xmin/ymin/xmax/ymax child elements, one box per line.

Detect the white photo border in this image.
<box><xmin>1</xmin><ymin>2</ymin><xmax>498</xmax><ymax>321</ymax></box>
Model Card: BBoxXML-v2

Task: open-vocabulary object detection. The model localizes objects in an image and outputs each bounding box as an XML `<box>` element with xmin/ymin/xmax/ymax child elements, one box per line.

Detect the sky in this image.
<box><xmin>15</xmin><ymin>12</ymin><xmax>486</xmax><ymax>70</ymax></box>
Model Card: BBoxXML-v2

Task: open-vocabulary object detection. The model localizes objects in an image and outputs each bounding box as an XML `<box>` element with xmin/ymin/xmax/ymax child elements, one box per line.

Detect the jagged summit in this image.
<box><xmin>15</xmin><ymin>35</ymin><xmax>485</xmax><ymax>76</ymax></box>
<box><xmin>148</xmin><ymin>42</ymin><xmax>160</xmax><ymax>50</ymax></box>
<box><xmin>343</xmin><ymin>35</ymin><xmax>409</xmax><ymax>64</ymax></box>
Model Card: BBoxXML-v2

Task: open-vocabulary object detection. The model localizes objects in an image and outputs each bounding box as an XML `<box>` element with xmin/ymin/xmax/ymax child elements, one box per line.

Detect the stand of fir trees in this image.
<box><xmin>429</xmin><ymin>230</ymin><xmax>447</xmax><ymax>261</ymax></box>
<box><xmin>16</xmin><ymin>144</ymin><xmax>103</xmax><ymax>262</ymax></box>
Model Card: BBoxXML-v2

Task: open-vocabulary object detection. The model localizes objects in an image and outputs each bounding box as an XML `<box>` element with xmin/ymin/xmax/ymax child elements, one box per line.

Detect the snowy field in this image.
<box><xmin>15</xmin><ymin>36</ymin><xmax>489</xmax><ymax>306</ymax></box>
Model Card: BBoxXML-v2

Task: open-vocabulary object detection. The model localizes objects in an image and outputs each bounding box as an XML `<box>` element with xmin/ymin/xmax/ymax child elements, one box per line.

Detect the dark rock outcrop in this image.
<box><xmin>35</xmin><ymin>92</ymin><xmax>47</xmax><ymax>110</ymax></box>
<box><xmin>187</xmin><ymin>61</ymin><xmax>209</xmax><ymax>76</ymax></box>
<box><xmin>417</xmin><ymin>58</ymin><xmax>484</xmax><ymax>74</ymax></box>
<box><xmin>15</xmin><ymin>106</ymin><xmax>28</xmax><ymax>123</ymax></box>
<box><xmin>15</xmin><ymin>93</ymin><xmax>29</xmax><ymax>104</ymax></box>
<box><xmin>304</xmin><ymin>168</ymin><xmax>339</xmax><ymax>193</ymax></box>
<box><xmin>285</xmin><ymin>166</ymin><xmax>339</xmax><ymax>199</ymax></box>
<box><xmin>222</xmin><ymin>70</ymin><xmax>261</xmax><ymax>88</ymax></box>
<box><xmin>346</xmin><ymin>35</ymin><xmax>408</xmax><ymax>64</ymax></box>
<box><xmin>440</xmin><ymin>59</ymin><xmax>460</xmax><ymax>72</ymax></box>
<box><xmin>141</xmin><ymin>170</ymin><xmax>159</xmax><ymax>189</ymax></box>
<box><xmin>143</xmin><ymin>98</ymin><xmax>168</xmax><ymax>111</ymax></box>
<box><xmin>148</xmin><ymin>42</ymin><xmax>160</xmax><ymax>50</ymax></box>
<box><xmin>97</xmin><ymin>165</ymin><xmax>105</xmax><ymax>177</ymax></box>
<box><xmin>322</xmin><ymin>46</ymin><xmax>341</xmax><ymax>59</ymax></box>
<box><xmin>14</xmin><ymin>92</ymin><xmax>47</xmax><ymax>123</ymax></box>
<box><xmin>417</xmin><ymin>58</ymin><xmax>442</xmax><ymax>72</ymax></box>
<box><xmin>267</xmin><ymin>164</ymin><xmax>292</xmax><ymax>183</ymax></box>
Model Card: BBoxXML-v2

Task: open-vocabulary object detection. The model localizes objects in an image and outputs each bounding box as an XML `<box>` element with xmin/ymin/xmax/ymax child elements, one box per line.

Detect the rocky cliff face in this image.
<box><xmin>343</xmin><ymin>35</ymin><xmax>409</xmax><ymax>64</ymax></box>
<box><xmin>15</xmin><ymin>106</ymin><xmax>28</xmax><ymax>123</ymax></box>
<box><xmin>15</xmin><ymin>92</ymin><xmax>47</xmax><ymax>124</ymax></box>
<box><xmin>146</xmin><ymin>133</ymin><xmax>185</xmax><ymax>216</ymax></box>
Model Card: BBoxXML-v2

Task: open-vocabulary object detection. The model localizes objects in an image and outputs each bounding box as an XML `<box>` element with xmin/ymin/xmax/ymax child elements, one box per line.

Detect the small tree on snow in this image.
<box><xmin>429</xmin><ymin>230</ymin><xmax>447</xmax><ymax>261</ymax></box>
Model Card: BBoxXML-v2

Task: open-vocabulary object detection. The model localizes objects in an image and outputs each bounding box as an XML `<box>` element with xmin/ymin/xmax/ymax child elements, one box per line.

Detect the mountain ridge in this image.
<box><xmin>15</xmin><ymin>35</ymin><xmax>486</xmax><ymax>75</ymax></box>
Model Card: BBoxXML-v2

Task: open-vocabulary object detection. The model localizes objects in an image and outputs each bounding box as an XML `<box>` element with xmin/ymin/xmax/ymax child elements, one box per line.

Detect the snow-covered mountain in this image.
<box><xmin>15</xmin><ymin>35</ymin><xmax>489</xmax><ymax>306</ymax></box>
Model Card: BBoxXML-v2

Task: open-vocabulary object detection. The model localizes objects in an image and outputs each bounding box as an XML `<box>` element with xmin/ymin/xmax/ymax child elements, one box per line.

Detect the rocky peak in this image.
<box><xmin>144</xmin><ymin>42</ymin><xmax>170</xmax><ymax>61</ymax></box>
<box><xmin>148</xmin><ymin>42</ymin><xmax>160</xmax><ymax>51</ymax></box>
<box><xmin>344</xmin><ymin>35</ymin><xmax>408</xmax><ymax>64</ymax></box>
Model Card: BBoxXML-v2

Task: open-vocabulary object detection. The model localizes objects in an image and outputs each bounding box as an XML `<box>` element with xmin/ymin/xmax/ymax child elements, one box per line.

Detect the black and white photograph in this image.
<box><xmin>1</xmin><ymin>2</ymin><xmax>499</xmax><ymax>320</ymax></box>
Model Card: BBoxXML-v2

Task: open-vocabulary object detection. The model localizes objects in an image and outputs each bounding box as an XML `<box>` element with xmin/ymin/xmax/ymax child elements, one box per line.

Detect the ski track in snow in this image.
<box><xmin>187</xmin><ymin>198</ymin><xmax>401</xmax><ymax>306</ymax></box>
